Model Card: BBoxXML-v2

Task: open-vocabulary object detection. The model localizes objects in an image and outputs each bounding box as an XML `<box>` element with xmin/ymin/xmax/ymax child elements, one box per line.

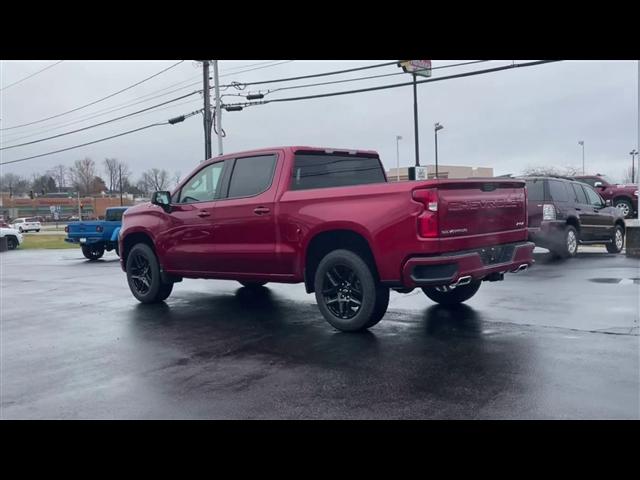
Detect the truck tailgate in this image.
<box><xmin>435</xmin><ymin>180</ymin><xmax>527</xmax><ymax>251</ymax></box>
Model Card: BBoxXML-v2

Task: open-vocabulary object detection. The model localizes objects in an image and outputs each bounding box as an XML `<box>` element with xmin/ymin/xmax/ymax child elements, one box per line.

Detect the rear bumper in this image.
<box><xmin>400</xmin><ymin>241</ymin><xmax>535</xmax><ymax>288</ymax></box>
<box><xmin>65</xmin><ymin>237</ymin><xmax>105</xmax><ymax>245</ymax></box>
<box><xmin>527</xmin><ymin>221</ymin><xmax>566</xmax><ymax>248</ymax></box>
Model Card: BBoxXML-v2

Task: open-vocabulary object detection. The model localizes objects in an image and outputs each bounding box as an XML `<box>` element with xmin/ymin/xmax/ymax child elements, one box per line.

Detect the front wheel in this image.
<box><xmin>614</xmin><ymin>199</ymin><xmax>633</xmax><ymax>219</ymax></box>
<box><xmin>82</xmin><ymin>245</ymin><xmax>104</xmax><ymax>260</ymax></box>
<box><xmin>314</xmin><ymin>249</ymin><xmax>389</xmax><ymax>332</ymax></box>
<box><xmin>6</xmin><ymin>236</ymin><xmax>18</xmax><ymax>250</ymax></box>
<box><xmin>126</xmin><ymin>243</ymin><xmax>173</xmax><ymax>303</ymax></box>
<box><xmin>18</xmin><ymin>227</ymin><xmax>23</xmax><ymax>233</ymax></box>
<box><xmin>606</xmin><ymin>225</ymin><xmax>624</xmax><ymax>253</ymax></box>
<box><xmin>422</xmin><ymin>280</ymin><xmax>481</xmax><ymax>306</ymax></box>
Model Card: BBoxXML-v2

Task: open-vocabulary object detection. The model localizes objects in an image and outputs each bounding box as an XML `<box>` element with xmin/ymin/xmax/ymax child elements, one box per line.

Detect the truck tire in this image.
<box><xmin>126</xmin><ymin>243</ymin><xmax>174</xmax><ymax>303</ymax></box>
<box><xmin>551</xmin><ymin>225</ymin><xmax>578</xmax><ymax>259</ymax></box>
<box><xmin>606</xmin><ymin>225</ymin><xmax>625</xmax><ymax>254</ymax></box>
<box><xmin>82</xmin><ymin>245</ymin><xmax>104</xmax><ymax>260</ymax></box>
<box><xmin>422</xmin><ymin>280</ymin><xmax>481</xmax><ymax>306</ymax></box>
<box><xmin>238</xmin><ymin>281</ymin><xmax>267</xmax><ymax>288</ymax></box>
<box><xmin>614</xmin><ymin>199</ymin><xmax>633</xmax><ymax>218</ymax></box>
<box><xmin>6</xmin><ymin>236</ymin><xmax>18</xmax><ymax>250</ymax></box>
<box><xmin>314</xmin><ymin>249</ymin><xmax>389</xmax><ymax>332</ymax></box>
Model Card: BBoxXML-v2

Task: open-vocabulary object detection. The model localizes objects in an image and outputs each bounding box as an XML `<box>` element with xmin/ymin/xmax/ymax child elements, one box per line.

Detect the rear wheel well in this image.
<box><xmin>612</xmin><ymin>195</ymin><xmax>632</xmax><ymax>205</ymax></box>
<box><xmin>122</xmin><ymin>232</ymin><xmax>155</xmax><ymax>267</ymax></box>
<box><xmin>566</xmin><ymin>217</ymin><xmax>580</xmax><ymax>233</ymax></box>
<box><xmin>614</xmin><ymin>219</ymin><xmax>626</xmax><ymax>230</ymax></box>
<box><xmin>304</xmin><ymin>230</ymin><xmax>379</xmax><ymax>293</ymax></box>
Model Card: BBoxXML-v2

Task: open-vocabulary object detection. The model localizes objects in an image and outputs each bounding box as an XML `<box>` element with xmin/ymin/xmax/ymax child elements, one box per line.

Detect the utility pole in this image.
<box><xmin>119</xmin><ymin>163</ymin><xmax>123</xmax><ymax>206</ymax></box>
<box><xmin>578</xmin><ymin>140</ymin><xmax>585</xmax><ymax>174</ymax></box>
<box><xmin>77</xmin><ymin>191</ymin><xmax>81</xmax><ymax>221</ymax></box>
<box><xmin>213</xmin><ymin>60</ymin><xmax>223</xmax><ymax>156</ymax></box>
<box><xmin>201</xmin><ymin>60</ymin><xmax>213</xmax><ymax>161</ymax></box>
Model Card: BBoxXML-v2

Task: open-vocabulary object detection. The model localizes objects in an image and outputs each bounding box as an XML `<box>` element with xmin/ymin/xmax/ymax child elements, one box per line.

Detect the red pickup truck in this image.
<box><xmin>119</xmin><ymin>147</ymin><xmax>534</xmax><ymax>332</ymax></box>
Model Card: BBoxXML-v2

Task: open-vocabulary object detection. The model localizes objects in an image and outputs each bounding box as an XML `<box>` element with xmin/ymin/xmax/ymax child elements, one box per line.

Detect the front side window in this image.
<box><xmin>584</xmin><ymin>185</ymin><xmax>604</xmax><ymax>206</ymax></box>
<box><xmin>578</xmin><ymin>177</ymin><xmax>597</xmax><ymax>187</ymax></box>
<box><xmin>291</xmin><ymin>152</ymin><xmax>386</xmax><ymax>190</ymax></box>
<box><xmin>227</xmin><ymin>155</ymin><xmax>277</xmax><ymax>199</ymax></box>
<box><xmin>179</xmin><ymin>161</ymin><xmax>225</xmax><ymax>204</ymax></box>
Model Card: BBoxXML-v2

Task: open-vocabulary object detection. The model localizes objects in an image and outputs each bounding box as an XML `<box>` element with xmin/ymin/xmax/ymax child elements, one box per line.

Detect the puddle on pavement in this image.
<box><xmin>588</xmin><ymin>278</ymin><xmax>640</xmax><ymax>285</ymax></box>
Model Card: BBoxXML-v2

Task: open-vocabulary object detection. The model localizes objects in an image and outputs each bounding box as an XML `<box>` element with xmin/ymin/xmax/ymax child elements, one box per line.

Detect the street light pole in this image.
<box><xmin>434</xmin><ymin>123</ymin><xmax>444</xmax><ymax>179</ymax></box>
<box><xmin>631</xmin><ymin>149</ymin><xmax>638</xmax><ymax>183</ymax></box>
<box><xmin>412</xmin><ymin>73</ymin><xmax>420</xmax><ymax>166</ymax></box>
<box><xmin>119</xmin><ymin>163</ymin><xmax>123</xmax><ymax>206</ymax></box>
<box><xmin>396</xmin><ymin>135</ymin><xmax>402</xmax><ymax>181</ymax></box>
<box><xmin>578</xmin><ymin>140</ymin><xmax>585</xmax><ymax>174</ymax></box>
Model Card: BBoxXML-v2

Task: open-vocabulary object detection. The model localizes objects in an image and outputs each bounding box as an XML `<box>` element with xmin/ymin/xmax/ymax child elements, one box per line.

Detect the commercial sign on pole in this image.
<box><xmin>399</xmin><ymin>60</ymin><xmax>432</xmax><ymax>78</ymax></box>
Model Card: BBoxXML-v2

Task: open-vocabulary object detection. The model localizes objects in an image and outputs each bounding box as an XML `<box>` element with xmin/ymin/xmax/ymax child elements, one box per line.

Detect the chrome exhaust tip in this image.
<box><xmin>512</xmin><ymin>264</ymin><xmax>529</xmax><ymax>273</ymax></box>
<box><xmin>434</xmin><ymin>275</ymin><xmax>473</xmax><ymax>292</ymax></box>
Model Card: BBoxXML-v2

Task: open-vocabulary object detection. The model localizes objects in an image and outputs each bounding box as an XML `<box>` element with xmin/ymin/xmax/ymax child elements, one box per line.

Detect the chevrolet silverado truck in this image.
<box><xmin>65</xmin><ymin>206</ymin><xmax>128</xmax><ymax>260</ymax></box>
<box><xmin>573</xmin><ymin>174</ymin><xmax>638</xmax><ymax>218</ymax></box>
<box><xmin>119</xmin><ymin>147</ymin><xmax>534</xmax><ymax>332</ymax></box>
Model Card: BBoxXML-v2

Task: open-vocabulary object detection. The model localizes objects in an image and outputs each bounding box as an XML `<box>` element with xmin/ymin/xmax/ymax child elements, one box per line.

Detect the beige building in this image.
<box><xmin>387</xmin><ymin>164</ymin><xmax>494</xmax><ymax>182</ymax></box>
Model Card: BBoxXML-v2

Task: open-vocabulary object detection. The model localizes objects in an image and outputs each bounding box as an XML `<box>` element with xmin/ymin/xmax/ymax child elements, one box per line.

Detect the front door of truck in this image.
<box><xmin>160</xmin><ymin>159</ymin><xmax>227</xmax><ymax>273</ymax></box>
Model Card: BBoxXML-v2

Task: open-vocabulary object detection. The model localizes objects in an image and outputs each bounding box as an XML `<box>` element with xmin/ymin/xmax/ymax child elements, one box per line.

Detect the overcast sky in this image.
<box><xmin>1</xmin><ymin>60</ymin><xmax>638</xmax><ymax>184</ymax></box>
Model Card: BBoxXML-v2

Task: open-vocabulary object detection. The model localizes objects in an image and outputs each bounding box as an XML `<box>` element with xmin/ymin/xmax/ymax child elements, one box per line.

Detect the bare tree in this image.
<box><xmin>521</xmin><ymin>165</ymin><xmax>580</xmax><ymax>177</ymax></box>
<box><xmin>0</xmin><ymin>173</ymin><xmax>29</xmax><ymax>196</ymax></box>
<box><xmin>69</xmin><ymin>157</ymin><xmax>97</xmax><ymax>195</ymax></box>
<box><xmin>103</xmin><ymin>158</ymin><xmax>119</xmax><ymax>193</ymax></box>
<box><xmin>48</xmin><ymin>164</ymin><xmax>68</xmax><ymax>192</ymax></box>
<box><xmin>140</xmin><ymin>168</ymin><xmax>170</xmax><ymax>192</ymax></box>
<box><xmin>173</xmin><ymin>171</ymin><xmax>182</xmax><ymax>188</ymax></box>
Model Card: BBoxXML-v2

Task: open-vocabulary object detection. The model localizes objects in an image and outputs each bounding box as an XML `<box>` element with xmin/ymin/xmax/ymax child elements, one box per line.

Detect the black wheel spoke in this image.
<box><xmin>323</xmin><ymin>263</ymin><xmax>362</xmax><ymax>320</ymax></box>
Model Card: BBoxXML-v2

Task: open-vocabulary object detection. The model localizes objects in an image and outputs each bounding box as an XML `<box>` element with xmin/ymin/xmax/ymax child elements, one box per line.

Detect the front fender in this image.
<box><xmin>110</xmin><ymin>226</ymin><xmax>121</xmax><ymax>242</ymax></box>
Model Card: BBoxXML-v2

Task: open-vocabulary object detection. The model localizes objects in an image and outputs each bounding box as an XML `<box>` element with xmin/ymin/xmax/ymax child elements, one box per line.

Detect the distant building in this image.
<box><xmin>387</xmin><ymin>164</ymin><xmax>494</xmax><ymax>182</ymax></box>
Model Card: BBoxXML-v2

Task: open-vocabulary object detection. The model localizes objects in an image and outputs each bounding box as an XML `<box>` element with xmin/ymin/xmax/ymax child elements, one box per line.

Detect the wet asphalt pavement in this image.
<box><xmin>1</xmin><ymin>248</ymin><xmax>638</xmax><ymax>419</ymax></box>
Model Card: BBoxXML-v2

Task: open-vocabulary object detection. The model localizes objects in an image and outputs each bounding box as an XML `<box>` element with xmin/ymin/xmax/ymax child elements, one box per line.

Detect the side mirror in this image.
<box><xmin>593</xmin><ymin>182</ymin><xmax>603</xmax><ymax>188</ymax></box>
<box><xmin>151</xmin><ymin>191</ymin><xmax>172</xmax><ymax>213</ymax></box>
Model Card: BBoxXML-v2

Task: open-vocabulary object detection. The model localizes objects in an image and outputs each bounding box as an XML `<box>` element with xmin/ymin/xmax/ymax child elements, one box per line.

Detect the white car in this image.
<box><xmin>11</xmin><ymin>217</ymin><xmax>41</xmax><ymax>233</ymax></box>
<box><xmin>1</xmin><ymin>226</ymin><xmax>24</xmax><ymax>250</ymax></box>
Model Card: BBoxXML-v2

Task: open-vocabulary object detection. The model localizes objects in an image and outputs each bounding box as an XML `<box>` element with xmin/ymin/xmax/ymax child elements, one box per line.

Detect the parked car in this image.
<box><xmin>573</xmin><ymin>174</ymin><xmax>638</xmax><ymax>218</ymax></box>
<box><xmin>524</xmin><ymin>176</ymin><xmax>626</xmax><ymax>257</ymax></box>
<box><xmin>119</xmin><ymin>146</ymin><xmax>535</xmax><ymax>332</ymax></box>
<box><xmin>11</xmin><ymin>217</ymin><xmax>41</xmax><ymax>233</ymax></box>
<box><xmin>1</xmin><ymin>225</ymin><xmax>24</xmax><ymax>250</ymax></box>
<box><xmin>65</xmin><ymin>207</ymin><xmax>128</xmax><ymax>260</ymax></box>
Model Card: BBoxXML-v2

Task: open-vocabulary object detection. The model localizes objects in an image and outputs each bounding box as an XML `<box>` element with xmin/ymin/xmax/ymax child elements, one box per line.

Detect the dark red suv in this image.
<box><xmin>524</xmin><ymin>176</ymin><xmax>626</xmax><ymax>258</ymax></box>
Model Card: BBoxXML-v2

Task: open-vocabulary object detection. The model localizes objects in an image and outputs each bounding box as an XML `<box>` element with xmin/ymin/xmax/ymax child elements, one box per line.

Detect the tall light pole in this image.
<box><xmin>578</xmin><ymin>140</ymin><xmax>585</xmax><ymax>174</ymax></box>
<box><xmin>396</xmin><ymin>135</ymin><xmax>403</xmax><ymax>181</ymax></box>
<box><xmin>213</xmin><ymin>60</ymin><xmax>223</xmax><ymax>156</ymax></box>
<box><xmin>434</xmin><ymin>122</ymin><xmax>444</xmax><ymax>179</ymax></box>
<box><xmin>631</xmin><ymin>149</ymin><xmax>638</xmax><ymax>183</ymax></box>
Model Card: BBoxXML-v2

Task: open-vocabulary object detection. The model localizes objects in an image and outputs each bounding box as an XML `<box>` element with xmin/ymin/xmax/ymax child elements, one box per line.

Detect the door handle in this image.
<box><xmin>197</xmin><ymin>210</ymin><xmax>210</xmax><ymax>217</ymax></box>
<box><xmin>254</xmin><ymin>206</ymin><xmax>270</xmax><ymax>215</ymax></box>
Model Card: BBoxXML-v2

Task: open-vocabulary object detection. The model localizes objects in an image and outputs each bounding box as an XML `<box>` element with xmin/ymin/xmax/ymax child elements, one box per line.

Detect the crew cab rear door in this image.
<box><xmin>207</xmin><ymin>152</ymin><xmax>282</xmax><ymax>275</ymax></box>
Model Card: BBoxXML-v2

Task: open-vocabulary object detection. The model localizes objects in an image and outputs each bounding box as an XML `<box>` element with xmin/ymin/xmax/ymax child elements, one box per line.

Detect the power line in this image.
<box><xmin>0</xmin><ymin>90</ymin><xmax>201</xmax><ymax>150</ymax></box>
<box><xmin>222</xmin><ymin>60</ymin><xmax>560</xmax><ymax>109</ymax></box>
<box><xmin>231</xmin><ymin>60</ymin><xmax>400</xmax><ymax>87</ymax></box>
<box><xmin>0</xmin><ymin>60</ymin><xmax>186</xmax><ymax>131</ymax></box>
<box><xmin>0</xmin><ymin>110</ymin><xmax>202</xmax><ymax>166</ymax></box>
<box><xmin>246</xmin><ymin>60</ymin><xmax>490</xmax><ymax>97</ymax></box>
<box><xmin>0</xmin><ymin>60</ymin><xmax>291</xmax><ymax>140</ymax></box>
<box><xmin>0</xmin><ymin>60</ymin><xmax>64</xmax><ymax>92</ymax></box>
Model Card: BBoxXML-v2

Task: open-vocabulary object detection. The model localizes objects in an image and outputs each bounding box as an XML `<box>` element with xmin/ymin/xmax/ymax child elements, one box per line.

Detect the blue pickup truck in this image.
<box><xmin>65</xmin><ymin>207</ymin><xmax>128</xmax><ymax>260</ymax></box>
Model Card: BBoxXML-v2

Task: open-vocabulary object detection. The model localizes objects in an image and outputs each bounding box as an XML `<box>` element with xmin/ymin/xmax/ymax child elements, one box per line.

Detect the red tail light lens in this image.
<box><xmin>413</xmin><ymin>188</ymin><xmax>439</xmax><ymax>238</ymax></box>
<box><xmin>96</xmin><ymin>225</ymin><xmax>103</xmax><ymax>233</ymax></box>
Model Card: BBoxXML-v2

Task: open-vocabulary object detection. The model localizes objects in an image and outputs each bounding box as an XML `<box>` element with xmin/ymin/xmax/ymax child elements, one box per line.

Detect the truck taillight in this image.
<box><xmin>64</xmin><ymin>226</ymin><xmax>69</xmax><ymax>233</ymax></box>
<box><xmin>413</xmin><ymin>188</ymin><xmax>439</xmax><ymax>238</ymax></box>
<box><xmin>96</xmin><ymin>225</ymin><xmax>103</xmax><ymax>232</ymax></box>
<box><xmin>542</xmin><ymin>204</ymin><xmax>556</xmax><ymax>221</ymax></box>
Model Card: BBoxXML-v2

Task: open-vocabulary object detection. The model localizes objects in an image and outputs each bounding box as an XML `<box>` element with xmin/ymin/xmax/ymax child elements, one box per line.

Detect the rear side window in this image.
<box><xmin>548</xmin><ymin>180</ymin><xmax>570</xmax><ymax>202</ymax></box>
<box><xmin>525</xmin><ymin>179</ymin><xmax>545</xmax><ymax>202</ymax></box>
<box><xmin>571</xmin><ymin>183</ymin><xmax>588</xmax><ymax>204</ymax></box>
<box><xmin>291</xmin><ymin>153</ymin><xmax>386</xmax><ymax>190</ymax></box>
<box><xmin>227</xmin><ymin>155</ymin><xmax>277</xmax><ymax>199</ymax></box>
<box><xmin>105</xmin><ymin>209</ymin><xmax>125</xmax><ymax>221</ymax></box>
